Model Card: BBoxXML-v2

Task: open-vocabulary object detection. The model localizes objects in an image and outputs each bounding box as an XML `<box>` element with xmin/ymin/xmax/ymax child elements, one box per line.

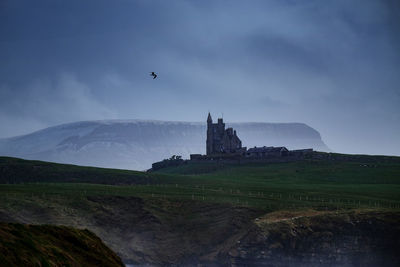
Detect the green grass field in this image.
<box><xmin>1</xmin><ymin>155</ymin><xmax>400</xmax><ymax>212</ymax></box>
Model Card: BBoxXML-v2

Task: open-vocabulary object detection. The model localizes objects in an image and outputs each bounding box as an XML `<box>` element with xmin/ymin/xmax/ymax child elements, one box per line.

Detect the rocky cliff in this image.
<box><xmin>0</xmin><ymin>195</ymin><xmax>398</xmax><ymax>266</ymax></box>
<box><xmin>230</xmin><ymin>210</ymin><xmax>400</xmax><ymax>267</ymax></box>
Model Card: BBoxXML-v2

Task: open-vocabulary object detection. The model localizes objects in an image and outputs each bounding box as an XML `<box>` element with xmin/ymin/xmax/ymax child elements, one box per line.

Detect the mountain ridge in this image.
<box><xmin>0</xmin><ymin>119</ymin><xmax>330</xmax><ymax>170</ymax></box>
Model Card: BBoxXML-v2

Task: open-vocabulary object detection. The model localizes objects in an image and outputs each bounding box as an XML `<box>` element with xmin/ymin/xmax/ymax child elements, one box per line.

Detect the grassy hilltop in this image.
<box><xmin>0</xmin><ymin>154</ymin><xmax>400</xmax><ymax>265</ymax></box>
<box><xmin>1</xmin><ymin>154</ymin><xmax>400</xmax><ymax>211</ymax></box>
<box><xmin>0</xmin><ymin>156</ymin><xmax>164</xmax><ymax>185</ymax></box>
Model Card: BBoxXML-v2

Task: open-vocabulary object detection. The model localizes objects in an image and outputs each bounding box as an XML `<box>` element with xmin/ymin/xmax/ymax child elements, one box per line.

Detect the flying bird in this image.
<box><xmin>150</xmin><ymin>72</ymin><xmax>157</xmax><ymax>79</ymax></box>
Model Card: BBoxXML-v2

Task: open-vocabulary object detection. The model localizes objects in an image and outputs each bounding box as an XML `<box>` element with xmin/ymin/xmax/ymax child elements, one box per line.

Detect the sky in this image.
<box><xmin>0</xmin><ymin>0</ymin><xmax>399</xmax><ymax>155</ymax></box>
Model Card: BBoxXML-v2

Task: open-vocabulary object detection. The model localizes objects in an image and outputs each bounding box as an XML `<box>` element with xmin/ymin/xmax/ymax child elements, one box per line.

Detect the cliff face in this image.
<box><xmin>0</xmin><ymin>194</ymin><xmax>398</xmax><ymax>266</ymax></box>
<box><xmin>0</xmin><ymin>222</ymin><xmax>124</xmax><ymax>267</ymax></box>
<box><xmin>0</xmin><ymin>120</ymin><xmax>329</xmax><ymax>170</ymax></box>
<box><xmin>230</xmin><ymin>210</ymin><xmax>400</xmax><ymax>267</ymax></box>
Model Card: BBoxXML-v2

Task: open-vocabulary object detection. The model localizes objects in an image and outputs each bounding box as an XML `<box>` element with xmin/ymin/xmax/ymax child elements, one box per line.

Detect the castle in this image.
<box><xmin>206</xmin><ymin>113</ymin><xmax>246</xmax><ymax>155</ymax></box>
<box><xmin>152</xmin><ymin>113</ymin><xmax>314</xmax><ymax>170</ymax></box>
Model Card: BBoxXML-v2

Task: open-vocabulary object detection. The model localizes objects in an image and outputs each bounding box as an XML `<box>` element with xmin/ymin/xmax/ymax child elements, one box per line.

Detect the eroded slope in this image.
<box><xmin>0</xmin><ymin>222</ymin><xmax>124</xmax><ymax>267</ymax></box>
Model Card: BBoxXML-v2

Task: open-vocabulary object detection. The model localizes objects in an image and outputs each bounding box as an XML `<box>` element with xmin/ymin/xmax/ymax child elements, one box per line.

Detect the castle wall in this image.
<box><xmin>206</xmin><ymin>114</ymin><xmax>243</xmax><ymax>155</ymax></box>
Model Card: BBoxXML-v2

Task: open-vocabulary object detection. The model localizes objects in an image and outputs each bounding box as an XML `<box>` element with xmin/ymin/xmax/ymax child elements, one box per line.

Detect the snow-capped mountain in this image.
<box><xmin>0</xmin><ymin>120</ymin><xmax>330</xmax><ymax>170</ymax></box>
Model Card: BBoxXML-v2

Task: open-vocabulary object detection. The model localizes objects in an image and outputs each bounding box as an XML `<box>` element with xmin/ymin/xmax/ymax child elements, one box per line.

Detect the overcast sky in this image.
<box><xmin>0</xmin><ymin>0</ymin><xmax>399</xmax><ymax>155</ymax></box>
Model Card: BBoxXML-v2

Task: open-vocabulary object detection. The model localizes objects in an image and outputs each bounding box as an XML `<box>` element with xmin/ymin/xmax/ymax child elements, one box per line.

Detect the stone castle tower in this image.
<box><xmin>206</xmin><ymin>113</ymin><xmax>243</xmax><ymax>155</ymax></box>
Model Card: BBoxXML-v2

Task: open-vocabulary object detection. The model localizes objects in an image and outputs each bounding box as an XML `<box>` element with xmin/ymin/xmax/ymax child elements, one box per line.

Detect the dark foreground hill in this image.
<box><xmin>0</xmin><ymin>222</ymin><xmax>124</xmax><ymax>267</ymax></box>
<box><xmin>0</xmin><ymin>119</ymin><xmax>330</xmax><ymax>170</ymax></box>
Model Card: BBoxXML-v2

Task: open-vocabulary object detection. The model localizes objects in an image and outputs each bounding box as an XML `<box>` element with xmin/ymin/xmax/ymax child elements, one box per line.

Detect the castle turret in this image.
<box><xmin>206</xmin><ymin>113</ymin><xmax>213</xmax><ymax>155</ymax></box>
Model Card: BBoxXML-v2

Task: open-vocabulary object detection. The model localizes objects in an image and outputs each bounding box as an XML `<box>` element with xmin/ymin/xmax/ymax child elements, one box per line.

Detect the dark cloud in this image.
<box><xmin>0</xmin><ymin>0</ymin><xmax>399</xmax><ymax>155</ymax></box>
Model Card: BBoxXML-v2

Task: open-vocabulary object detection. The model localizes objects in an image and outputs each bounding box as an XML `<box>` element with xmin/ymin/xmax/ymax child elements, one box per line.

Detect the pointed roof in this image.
<box><xmin>207</xmin><ymin>112</ymin><xmax>212</xmax><ymax>122</ymax></box>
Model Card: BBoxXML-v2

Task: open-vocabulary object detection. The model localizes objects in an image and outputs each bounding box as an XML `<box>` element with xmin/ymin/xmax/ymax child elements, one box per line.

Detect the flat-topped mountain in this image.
<box><xmin>0</xmin><ymin>120</ymin><xmax>329</xmax><ymax>170</ymax></box>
